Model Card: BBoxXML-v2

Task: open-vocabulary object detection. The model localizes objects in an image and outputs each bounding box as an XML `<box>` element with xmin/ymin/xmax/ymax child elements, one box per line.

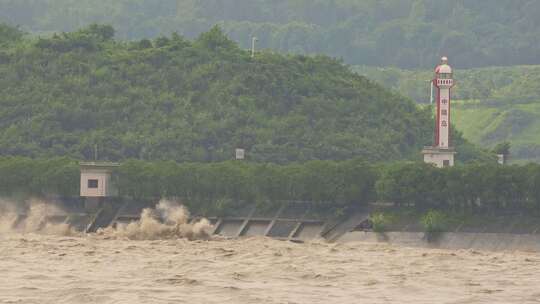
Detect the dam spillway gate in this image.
<box><xmin>5</xmin><ymin>198</ymin><xmax>369</xmax><ymax>242</ymax></box>
<box><xmin>7</xmin><ymin>198</ymin><xmax>540</xmax><ymax>251</ymax></box>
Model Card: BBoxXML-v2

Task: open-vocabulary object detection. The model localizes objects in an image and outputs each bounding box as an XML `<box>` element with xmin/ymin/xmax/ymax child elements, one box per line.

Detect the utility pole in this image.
<box><xmin>430</xmin><ymin>79</ymin><xmax>434</xmax><ymax>104</ymax></box>
<box><xmin>94</xmin><ymin>144</ymin><xmax>98</xmax><ymax>161</ymax></box>
<box><xmin>251</xmin><ymin>37</ymin><xmax>258</xmax><ymax>58</ymax></box>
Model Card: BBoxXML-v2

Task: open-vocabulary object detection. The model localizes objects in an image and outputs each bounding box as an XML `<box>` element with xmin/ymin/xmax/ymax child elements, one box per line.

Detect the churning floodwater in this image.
<box><xmin>1</xmin><ymin>234</ymin><xmax>540</xmax><ymax>304</ymax></box>
<box><xmin>1</xmin><ymin>200</ymin><xmax>540</xmax><ymax>303</ymax></box>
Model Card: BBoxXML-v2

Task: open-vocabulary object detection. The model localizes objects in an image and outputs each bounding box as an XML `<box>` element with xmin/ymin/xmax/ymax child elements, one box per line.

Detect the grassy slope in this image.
<box><xmin>355</xmin><ymin>65</ymin><xmax>540</xmax><ymax>162</ymax></box>
<box><xmin>453</xmin><ymin>101</ymin><xmax>540</xmax><ymax>162</ymax></box>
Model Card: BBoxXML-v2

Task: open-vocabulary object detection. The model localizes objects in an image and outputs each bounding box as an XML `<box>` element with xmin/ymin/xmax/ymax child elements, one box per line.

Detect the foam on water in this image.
<box><xmin>98</xmin><ymin>199</ymin><xmax>213</xmax><ymax>240</ymax></box>
<box><xmin>0</xmin><ymin>199</ymin><xmax>18</xmax><ymax>232</ymax></box>
<box><xmin>0</xmin><ymin>198</ymin><xmax>77</xmax><ymax>236</ymax></box>
<box><xmin>0</xmin><ymin>198</ymin><xmax>212</xmax><ymax>240</ymax></box>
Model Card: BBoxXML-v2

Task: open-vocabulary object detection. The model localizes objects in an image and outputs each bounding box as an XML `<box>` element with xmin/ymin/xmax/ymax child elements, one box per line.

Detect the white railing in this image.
<box><xmin>437</xmin><ymin>79</ymin><xmax>453</xmax><ymax>86</ymax></box>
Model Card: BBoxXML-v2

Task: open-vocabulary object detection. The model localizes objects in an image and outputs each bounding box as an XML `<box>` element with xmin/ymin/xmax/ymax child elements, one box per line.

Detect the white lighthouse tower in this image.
<box><xmin>422</xmin><ymin>57</ymin><xmax>456</xmax><ymax>168</ymax></box>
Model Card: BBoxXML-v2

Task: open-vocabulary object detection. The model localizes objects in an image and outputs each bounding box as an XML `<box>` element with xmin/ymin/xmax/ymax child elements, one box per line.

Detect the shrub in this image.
<box><xmin>421</xmin><ymin>210</ymin><xmax>447</xmax><ymax>234</ymax></box>
<box><xmin>370</xmin><ymin>212</ymin><xmax>392</xmax><ymax>232</ymax></box>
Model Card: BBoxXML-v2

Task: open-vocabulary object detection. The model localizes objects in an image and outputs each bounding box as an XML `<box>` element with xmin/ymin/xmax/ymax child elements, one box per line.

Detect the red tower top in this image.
<box><xmin>434</xmin><ymin>57</ymin><xmax>454</xmax><ymax>88</ymax></box>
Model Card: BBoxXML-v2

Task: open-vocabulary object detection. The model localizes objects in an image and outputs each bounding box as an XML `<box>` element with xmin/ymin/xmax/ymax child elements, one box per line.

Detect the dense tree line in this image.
<box><xmin>0</xmin><ymin>157</ymin><xmax>79</xmax><ymax>197</ymax></box>
<box><xmin>2</xmin><ymin>157</ymin><xmax>539</xmax><ymax>217</ymax></box>
<box><xmin>0</xmin><ymin>23</ymin><xmax>487</xmax><ymax>163</ymax></box>
<box><xmin>115</xmin><ymin>158</ymin><xmax>377</xmax><ymax>214</ymax></box>
<box><xmin>376</xmin><ymin>162</ymin><xmax>540</xmax><ymax>215</ymax></box>
<box><xmin>126</xmin><ymin>160</ymin><xmax>540</xmax><ymax>216</ymax></box>
<box><xmin>1</xmin><ymin>0</ymin><xmax>540</xmax><ymax>69</ymax></box>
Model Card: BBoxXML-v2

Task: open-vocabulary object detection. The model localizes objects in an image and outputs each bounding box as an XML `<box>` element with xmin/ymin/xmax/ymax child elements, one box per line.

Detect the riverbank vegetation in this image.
<box><xmin>0</xmin><ymin>157</ymin><xmax>79</xmax><ymax>197</ymax></box>
<box><xmin>3</xmin><ymin>157</ymin><xmax>540</xmax><ymax>218</ymax></box>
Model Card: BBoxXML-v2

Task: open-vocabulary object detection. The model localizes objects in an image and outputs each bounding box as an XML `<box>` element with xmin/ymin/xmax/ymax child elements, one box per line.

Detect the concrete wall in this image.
<box><xmin>338</xmin><ymin>231</ymin><xmax>540</xmax><ymax>252</ymax></box>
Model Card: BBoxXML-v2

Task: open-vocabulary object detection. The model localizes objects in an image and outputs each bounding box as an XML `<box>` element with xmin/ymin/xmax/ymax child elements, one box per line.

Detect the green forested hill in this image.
<box><xmin>1</xmin><ymin>0</ymin><xmax>540</xmax><ymax>69</ymax></box>
<box><xmin>355</xmin><ymin>65</ymin><xmax>540</xmax><ymax>162</ymax></box>
<box><xmin>1</xmin><ymin>23</ymin><xmax>470</xmax><ymax>163</ymax></box>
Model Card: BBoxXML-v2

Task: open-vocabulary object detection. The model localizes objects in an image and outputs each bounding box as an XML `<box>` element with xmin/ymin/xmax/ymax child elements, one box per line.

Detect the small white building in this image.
<box><xmin>80</xmin><ymin>162</ymin><xmax>119</xmax><ymax>197</ymax></box>
<box><xmin>422</xmin><ymin>146</ymin><xmax>457</xmax><ymax>168</ymax></box>
<box><xmin>497</xmin><ymin>154</ymin><xmax>507</xmax><ymax>165</ymax></box>
<box><xmin>235</xmin><ymin>148</ymin><xmax>245</xmax><ymax>160</ymax></box>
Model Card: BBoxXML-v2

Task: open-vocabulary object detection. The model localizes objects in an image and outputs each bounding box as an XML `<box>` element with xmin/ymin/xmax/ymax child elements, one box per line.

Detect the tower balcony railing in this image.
<box><xmin>436</xmin><ymin>78</ymin><xmax>453</xmax><ymax>87</ymax></box>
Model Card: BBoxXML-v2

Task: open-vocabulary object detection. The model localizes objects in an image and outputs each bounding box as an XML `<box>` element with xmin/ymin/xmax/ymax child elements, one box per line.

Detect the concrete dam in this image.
<box><xmin>6</xmin><ymin>196</ymin><xmax>370</xmax><ymax>242</ymax></box>
<box><xmin>8</xmin><ymin>196</ymin><xmax>540</xmax><ymax>252</ymax></box>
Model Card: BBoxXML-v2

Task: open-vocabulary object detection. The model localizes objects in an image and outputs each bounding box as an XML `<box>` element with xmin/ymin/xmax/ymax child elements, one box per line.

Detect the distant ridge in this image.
<box><xmin>1</xmin><ymin>0</ymin><xmax>539</xmax><ymax>69</ymax></box>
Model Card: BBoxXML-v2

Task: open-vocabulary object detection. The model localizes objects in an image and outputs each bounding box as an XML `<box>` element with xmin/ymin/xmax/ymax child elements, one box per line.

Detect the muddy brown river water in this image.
<box><xmin>1</xmin><ymin>233</ymin><xmax>540</xmax><ymax>304</ymax></box>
